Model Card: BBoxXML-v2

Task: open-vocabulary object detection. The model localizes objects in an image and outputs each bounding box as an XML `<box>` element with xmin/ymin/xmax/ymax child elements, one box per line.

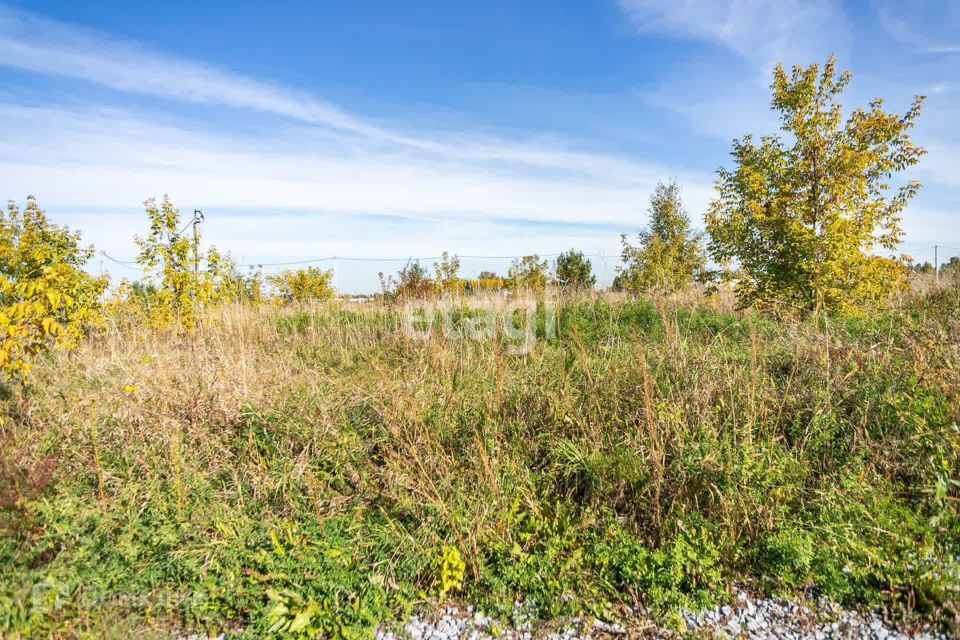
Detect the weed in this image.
<box><xmin>0</xmin><ymin>293</ymin><xmax>957</xmax><ymax>636</ymax></box>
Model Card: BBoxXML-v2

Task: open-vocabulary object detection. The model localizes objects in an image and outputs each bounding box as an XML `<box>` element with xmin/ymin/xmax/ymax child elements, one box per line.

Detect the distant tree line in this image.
<box><xmin>1</xmin><ymin>55</ymin><xmax>936</xmax><ymax>377</ymax></box>
<box><xmin>378</xmin><ymin>55</ymin><xmax>929</xmax><ymax>318</ymax></box>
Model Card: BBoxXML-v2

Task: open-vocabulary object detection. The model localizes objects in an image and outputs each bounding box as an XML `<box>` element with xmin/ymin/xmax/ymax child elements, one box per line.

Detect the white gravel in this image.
<box><xmin>374</xmin><ymin>605</ymin><xmax>651</xmax><ymax>640</ymax></box>
<box><xmin>374</xmin><ymin>592</ymin><xmax>952</xmax><ymax>640</ymax></box>
<box><xmin>683</xmin><ymin>591</ymin><xmax>950</xmax><ymax>639</ymax></box>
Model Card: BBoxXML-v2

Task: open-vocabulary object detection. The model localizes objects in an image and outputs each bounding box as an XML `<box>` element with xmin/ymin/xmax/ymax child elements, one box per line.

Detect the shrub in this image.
<box><xmin>379</xmin><ymin>261</ymin><xmax>432</xmax><ymax>300</ymax></box>
<box><xmin>0</xmin><ymin>196</ymin><xmax>107</xmax><ymax>378</ymax></box>
<box><xmin>269</xmin><ymin>267</ymin><xmax>334</xmax><ymax>303</ymax></box>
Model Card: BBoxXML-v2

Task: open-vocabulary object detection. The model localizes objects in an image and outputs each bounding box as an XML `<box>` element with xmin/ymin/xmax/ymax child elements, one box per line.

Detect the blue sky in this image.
<box><xmin>1</xmin><ymin>0</ymin><xmax>959</xmax><ymax>292</ymax></box>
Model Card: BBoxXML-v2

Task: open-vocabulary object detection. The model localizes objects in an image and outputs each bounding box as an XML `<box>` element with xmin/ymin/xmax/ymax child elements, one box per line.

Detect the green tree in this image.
<box><xmin>507</xmin><ymin>255</ymin><xmax>550</xmax><ymax>291</ymax></box>
<box><xmin>610</xmin><ymin>272</ymin><xmax>626</xmax><ymax>292</ymax></box>
<box><xmin>941</xmin><ymin>256</ymin><xmax>960</xmax><ymax>279</ymax></box>
<box><xmin>0</xmin><ymin>196</ymin><xmax>107</xmax><ymax>378</ymax></box>
<box><xmin>618</xmin><ymin>180</ymin><xmax>706</xmax><ymax>294</ymax></box>
<box><xmin>554</xmin><ymin>249</ymin><xmax>596</xmax><ymax>291</ymax></box>
<box><xmin>705</xmin><ymin>56</ymin><xmax>925</xmax><ymax>317</ymax></box>
<box><xmin>269</xmin><ymin>267</ymin><xmax>334</xmax><ymax>302</ymax></box>
<box><xmin>380</xmin><ymin>261</ymin><xmax>432</xmax><ymax>300</ymax></box>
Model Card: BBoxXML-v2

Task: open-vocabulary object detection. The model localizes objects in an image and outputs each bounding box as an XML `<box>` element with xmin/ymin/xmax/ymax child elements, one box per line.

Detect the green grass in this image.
<box><xmin>1</xmin><ymin>294</ymin><xmax>958</xmax><ymax>637</ymax></box>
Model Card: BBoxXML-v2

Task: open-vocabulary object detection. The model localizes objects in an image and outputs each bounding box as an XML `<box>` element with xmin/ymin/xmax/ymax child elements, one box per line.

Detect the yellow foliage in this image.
<box><xmin>434</xmin><ymin>545</ymin><xmax>465</xmax><ymax>598</ymax></box>
<box><xmin>705</xmin><ymin>56</ymin><xmax>925</xmax><ymax>317</ymax></box>
<box><xmin>128</xmin><ymin>196</ymin><xmax>249</xmax><ymax>330</ymax></box>
<box><xmin>507</xmin><ymin>255</ymin><xmax>550</xmax><ymax>292</ymax></box>
<box><xmin>0</xmin><ymin>197</ymin><xmax>107</xmax><ymax>379</ymax></box>
<box><xmin>268</xmin><ymin>267</ymin><xmax>334</xmax><ymax>303</ymax></box>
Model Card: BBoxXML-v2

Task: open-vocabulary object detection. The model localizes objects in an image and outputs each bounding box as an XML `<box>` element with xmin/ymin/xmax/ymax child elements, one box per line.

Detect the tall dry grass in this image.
<box><xmin>1</xmin><ymin>289</ymin><xmax>958</xmax><ymax>637</ymax></box>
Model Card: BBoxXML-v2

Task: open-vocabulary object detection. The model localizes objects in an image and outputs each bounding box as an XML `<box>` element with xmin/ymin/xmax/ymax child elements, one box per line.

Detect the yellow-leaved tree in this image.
<box><xmin>133</xmin><ymin>196</ymin><xmax>237</xmax><ymax>329</ymax></box>
<box><xmin>0</xmin><ymin>196</ymin><xmax>107</xmax><ymax>379</ymax></box>
<box><xmin>269</xmin><ymin>267</ymin><xmax>335</xmax><ymax>303</ymax></box>
<box><xmin>705</xmin><ymin>55</ymin><xmax>925</xmax><ymax>317</ymax></box>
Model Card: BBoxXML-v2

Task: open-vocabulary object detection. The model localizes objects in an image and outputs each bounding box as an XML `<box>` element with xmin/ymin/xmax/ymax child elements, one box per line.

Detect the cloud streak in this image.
<box><xmin>0</xmin><ymin>3</ymin><xmax>724</xmax><ymax>292</ymax></box>
<box><xmin>616</xmin><ymin>0</ymin><xmax>849</xmax><ymax>69</ymax></box>
<box><xmin>0</xmin><ymin>6</ymin><xmax>397</xmax><ymax>139</ymax></box>
<box><xmin>876</xmin><ymin>3</ymin><xmax>960</xmax><ymax>55</ymax></box>
<box><xmin>0</xmin><ymin>3</ymin><xmax>724</xmax><ymax>275</ymax></box>
<box><xmin>0</xmin><ymin>5</ymin><xmax>682</xmax><ymax>183</ymax></box>
<box><xmin>0</xmin><ymin>103</ymin><xmax>714</xmax><ymax>224</ymax></box>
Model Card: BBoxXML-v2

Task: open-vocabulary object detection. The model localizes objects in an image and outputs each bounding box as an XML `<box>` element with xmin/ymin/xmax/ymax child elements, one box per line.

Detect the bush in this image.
<box><xmin>269</xmin><ymin>267</ymin><xmax>334</xmax><ymax>303</ymax></box>
<box><xmin>0</xmin><ymin>196</ymin><xmax>107</xmax><ymax>378</ymax></box>
<box><xmin>1</xmin><ymin>291</ymin><xmax>958</xmax><ymax>636</ymax></box>
<box><xmin>379</xmin><ymin>261</ymin><xmax>432</xmax><ymax>300</ymax></box>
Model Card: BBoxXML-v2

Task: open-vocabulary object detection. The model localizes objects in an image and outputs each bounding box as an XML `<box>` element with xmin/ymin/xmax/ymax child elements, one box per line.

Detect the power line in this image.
<box><xmin>100</xmin><ymin>252</ymin><xmax>613</xmax><ymax>268</ymax></box>
<box><xmin>100</xmin><ymin>252</ymin><xmax>141</xmax><ymax>269</ymax></box>
<box><xmin>236</xmin><ymin>252</ymin><xmax>608</xmax><ymax>267</ymax></box>
<box><xmin>100</xmin><ymin>245</ymin><xmax>960</xmax><ymax>272</ymax></box>
<box><xmin>238</xmin><ymin>257</ymin><xmax>336</xmax><ymax>267</ymax></box>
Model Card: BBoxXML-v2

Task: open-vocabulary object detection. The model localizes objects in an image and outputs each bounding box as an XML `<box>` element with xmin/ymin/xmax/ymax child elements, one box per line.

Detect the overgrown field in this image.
<box><xmin>2</xmin><ymin>289</ymin><xmax>959</xmax><ymax>638</ymax></box>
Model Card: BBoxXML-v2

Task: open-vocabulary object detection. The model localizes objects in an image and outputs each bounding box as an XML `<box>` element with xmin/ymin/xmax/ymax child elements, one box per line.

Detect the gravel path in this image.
<box><xmin>374</xmin><ymin>592</ymin><xmax>951</xmax><ymax>640</ymax></box>
<box><xmin>374</xmin><ymin>606</ymin><xmax>653</xmax><ymax>640</ymax></box>
<box><xmin>683</xmin><ymin>591</ymin><xmax>949</xmax><ymax>639</ymax></box>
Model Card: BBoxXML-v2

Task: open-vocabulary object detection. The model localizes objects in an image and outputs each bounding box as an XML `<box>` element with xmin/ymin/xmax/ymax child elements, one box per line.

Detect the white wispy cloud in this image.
<box><xmin>0</xmin><ymin>103</ymin><xmax>714</xmax><ymax>225</ymax></box>
<box><xmin>0</xmin><ymin>5</ymin><xmax>681</xmax><ymax>182</ymax></box>
<box><xmin>637</xmin><ymin>56</ymin><xmax>779</xmax><ymax>141</ymax></box>
<box><xmin>3</xmin><ymin>4</ymin><xmax>958</xmax><ymax>290</ymax></box>
<box><xmin>0</xmin><ymin>97</ymin><xmax>680</xmax><ymax>292</ymax></box>
<box><xmin>876</xmin><ymin>2</ymin><xmax>960</xmax><ymax>55</ymax></box>
<box><xmin>617</xmin><ymin>0</ymin><xmax>849</xmax><ymax>69</ymax></box>
<box><xmin>617</xmin><ymin>0</ymin><xmax>850</xmax><ymax>146</ymax></box>
<box><xmin>0</xmin><ymin>3</ymin><xmax>723</xmax><ymax>295</ymax></box>
<box><xmin>0</xmin><ymin>2</ymin><xmax>722</xmax><ymax>271</ymax></box>
<box><xmin>0</xmin><ymin>6</ymin><xmax>395</xmax><ymax>140</ymax></box>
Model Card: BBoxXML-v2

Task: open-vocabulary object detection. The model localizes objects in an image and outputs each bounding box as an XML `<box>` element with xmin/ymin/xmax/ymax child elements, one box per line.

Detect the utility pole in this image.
<box><xmin>934</xmin><ymin>244</ymin><xmax>939</xmax><ymax>282</ymax></box>
<box><xmin>192</xmin><ymin>209</ymin><xmax>204</xmax><ymax>274</ymax></box>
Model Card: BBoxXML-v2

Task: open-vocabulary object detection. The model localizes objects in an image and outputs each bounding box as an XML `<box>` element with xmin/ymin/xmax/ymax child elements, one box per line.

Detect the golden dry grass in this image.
<box><xmin>2</xmin><ymin>289</ymin><xmax>958</xmax><ymax>637</ymax></box>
